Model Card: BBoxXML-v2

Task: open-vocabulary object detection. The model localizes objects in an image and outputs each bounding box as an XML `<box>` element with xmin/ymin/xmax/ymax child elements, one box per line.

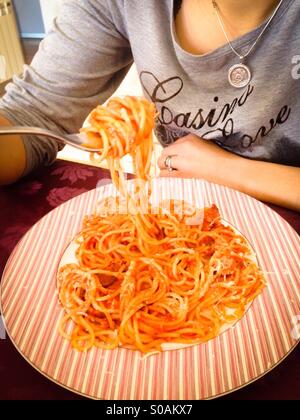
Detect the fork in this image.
<box><xmin>0</xmin><ymin>125</ymin><xmax>101</xmax><ymax>152</ymax></box>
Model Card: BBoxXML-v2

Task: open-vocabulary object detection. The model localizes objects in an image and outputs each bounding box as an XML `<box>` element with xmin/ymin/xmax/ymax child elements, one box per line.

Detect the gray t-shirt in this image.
<box><xmin>1</xmin><ymin>0</ymin><xmax>300</xmax><ymax>174</ymax></box>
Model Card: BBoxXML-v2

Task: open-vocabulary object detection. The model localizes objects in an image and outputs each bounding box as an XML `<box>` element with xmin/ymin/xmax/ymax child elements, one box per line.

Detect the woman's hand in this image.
<box><xmin>157</xmin><ymin>133</ymin><xmax>300</xmax><ymax>211</ymax></box>
<box><xmin>158</xmin><ymin>134</ymin><xmax>237</xmax><ymax>183</ymax></box>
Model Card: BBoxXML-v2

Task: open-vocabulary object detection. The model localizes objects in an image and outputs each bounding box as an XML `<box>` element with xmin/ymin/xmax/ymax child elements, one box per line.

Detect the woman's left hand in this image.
<box><xmin>158</xmin><ymin>134</ymin><xmax>237</xmax><ymax>183</ymax></box>
<box><xmin>157</xmin><ymin>133</ymin><xmax>300</xmax><ymax>211</ymax></box>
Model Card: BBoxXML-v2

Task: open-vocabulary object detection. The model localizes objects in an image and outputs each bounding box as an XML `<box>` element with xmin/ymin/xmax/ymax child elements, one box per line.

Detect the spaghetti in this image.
<box><xmin>82</xmin><ymin>96</ymin><xmax>156</xmax><ymax>188</ymax></box>
<box><xmin>58</xmin><ymin>96</ymin><xmax>266</xmax><ymax>353</ymax></box>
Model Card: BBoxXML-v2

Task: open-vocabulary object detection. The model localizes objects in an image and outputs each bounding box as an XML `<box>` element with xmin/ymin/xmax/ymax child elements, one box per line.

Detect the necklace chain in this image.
<box><xmin>212</xmin><ymin>0</ymin><xmax>284</xmax><ymax>61</ymax></box>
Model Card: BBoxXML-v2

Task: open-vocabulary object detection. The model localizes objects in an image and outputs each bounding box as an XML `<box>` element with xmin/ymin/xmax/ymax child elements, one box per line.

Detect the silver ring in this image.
<box><xmin>164</xmin><ymin>155</ymin><xmax>174</xmax><ymax>172</ymax></box>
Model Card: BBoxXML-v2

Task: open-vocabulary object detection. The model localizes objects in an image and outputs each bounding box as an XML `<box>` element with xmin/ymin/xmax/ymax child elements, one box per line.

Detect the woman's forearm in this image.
<box><xmin>0</xmin><ymin>115</ymin><xmax>26</xmax><ymax>185</ymax></box>
<box><xmin>228</xmin><ymin>156</ymin><xmax>300</xmax><ymax>211</ymax></box>
<box><xmin>159</xmin><ymin>135</ymin><xmax>300</xmax><ymax>211</ymax></box>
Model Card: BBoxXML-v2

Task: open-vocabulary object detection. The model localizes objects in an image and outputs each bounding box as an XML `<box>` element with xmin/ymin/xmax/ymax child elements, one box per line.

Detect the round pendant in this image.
<box><xmin>228</xmin><ymin>63</ymin><xmax>252</xmax><ymax>88</ymax></box>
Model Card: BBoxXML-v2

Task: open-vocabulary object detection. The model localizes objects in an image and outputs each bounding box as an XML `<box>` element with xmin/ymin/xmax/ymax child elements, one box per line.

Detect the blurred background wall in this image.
<box><xmin>14</xmin><ymin>0</ymin><xmax>45</xmax><ymax>38</ymax></box>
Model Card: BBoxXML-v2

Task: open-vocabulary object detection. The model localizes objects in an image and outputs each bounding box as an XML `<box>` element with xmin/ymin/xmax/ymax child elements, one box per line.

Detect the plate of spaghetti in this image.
<box><xmin>1</xmin><ymin>96</ymin><xmax>299</xmax><ymax>399</ymax></box>
<box><xmin>57</xmin><ymin>190</ymin><xmax>264</xmax><ymax>353</ymax></box>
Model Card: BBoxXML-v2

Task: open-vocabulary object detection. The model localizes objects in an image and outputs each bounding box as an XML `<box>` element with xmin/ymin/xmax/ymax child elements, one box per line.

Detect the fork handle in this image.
<box><xmin>0</xmin><ymin>125</ymin><xmax>65</xmax><ymax>142</ymax></box>
<box><xmin>0</xmin><ymin>125</ymin><xmax>98</xmax><ymax>152</ymax></box>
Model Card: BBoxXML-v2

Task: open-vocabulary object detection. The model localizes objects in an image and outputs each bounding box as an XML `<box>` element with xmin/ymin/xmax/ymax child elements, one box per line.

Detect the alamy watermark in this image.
<box><xmin>292</xmin><ymin>55</ymin><xmax>300</xmax><ymax>80</ymax></box>
<box><xmin>0</xmin><ymin>315</ymin><xmax>6</xmax><ymax>340</ymax></box>
<box><xmin>94</xmin><ymin>176</ymin><xmax>207</xmax><ymax>226</ymax></box>
<box><xmin>291</xmin><ymin>315</ymin><xmax>300</xmax><ymax>341</ymax></box>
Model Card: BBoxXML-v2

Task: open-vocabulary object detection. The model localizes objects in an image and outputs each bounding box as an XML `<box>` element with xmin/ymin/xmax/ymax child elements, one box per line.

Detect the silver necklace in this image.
<box><xmin>212</xmin><ymin>0</ymin><xmax>284</xmax><ymax>88</ymax></box>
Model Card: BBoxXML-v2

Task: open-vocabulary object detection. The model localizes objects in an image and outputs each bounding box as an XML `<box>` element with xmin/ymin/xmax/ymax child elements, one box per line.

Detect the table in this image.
<box><xmin>0</xmin><ymin>159</ymin><xmax>299</xmax><ymax>400</ymax></box>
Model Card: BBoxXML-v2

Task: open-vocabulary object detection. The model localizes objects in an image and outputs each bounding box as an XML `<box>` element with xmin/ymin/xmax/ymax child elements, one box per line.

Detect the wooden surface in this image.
<box><xmin>0</xmin><ymin>3</ymin><xmax>24</xmax><ymax>80</ymax></box>
<box><xmin>0</xmin><ymin>38</ymin><xmax>40</xmax><ymax>97</ymax></box>
<box><xmin>0</xmin><ymin>78</ymin><xmax>9</xmax><ymax>96</ymax></box>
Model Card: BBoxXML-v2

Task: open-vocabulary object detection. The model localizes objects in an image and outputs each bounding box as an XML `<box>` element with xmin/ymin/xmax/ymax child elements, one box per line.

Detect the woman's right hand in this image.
<box><xmin>0</xmin><ymin>115</ymin><xmax>26</xmax><ymax>185</ymax></box>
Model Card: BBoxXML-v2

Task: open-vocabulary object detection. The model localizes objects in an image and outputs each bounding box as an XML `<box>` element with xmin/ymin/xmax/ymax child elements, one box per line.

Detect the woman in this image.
<box><xmin>0</xmin><ymin>0</ymin><xmax>299</xmax><ymax>209</ymax></box>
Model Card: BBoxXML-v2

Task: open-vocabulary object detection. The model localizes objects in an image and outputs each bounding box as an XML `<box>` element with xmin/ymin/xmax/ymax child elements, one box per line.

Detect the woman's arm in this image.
<box><xmin>158</xmin><ymin>135</ymin><xmax>300</xmax><ymax>211</ymax></box>
<box><xmin>0</xmin><ymin>0</ymin><xmax>132</xmax><ymax>182</ymax></box>
<box><xmin>0</xmin><ymin>115</ymin><xmax>25</xmax><ymax>185</ymax></box>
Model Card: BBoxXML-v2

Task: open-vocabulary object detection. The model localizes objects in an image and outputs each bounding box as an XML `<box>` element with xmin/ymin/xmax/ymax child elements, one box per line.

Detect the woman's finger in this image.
<box><xmin>160</xmin><ymin>142</ymin><xmax>183</xmax><ymax>159</ymax></box>
<box><xmin>157</xmin><ymin>154</ymin><xmax>182</xmax><ymax>170</ymax></box>
<box><xmin>170</xmin><ymin>135</ymin><xmax>191</xmax><ymax>145</ymax></box>
<box><xmin>159</xmin><ymin>169</ymin><xmax>186</xmax><ymax>178</ymax></box>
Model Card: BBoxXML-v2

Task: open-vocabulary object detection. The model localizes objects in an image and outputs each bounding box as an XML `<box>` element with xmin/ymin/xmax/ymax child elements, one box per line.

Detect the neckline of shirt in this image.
<box><xmin>170</xmin><ymin>0</ymin><xmax>294</xmax><ymax>63</ymax></box>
